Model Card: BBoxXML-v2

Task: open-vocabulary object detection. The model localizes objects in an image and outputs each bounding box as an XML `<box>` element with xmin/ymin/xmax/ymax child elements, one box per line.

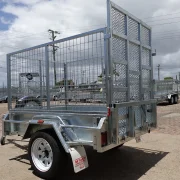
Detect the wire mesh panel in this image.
<box><xmin>155</xmin><ymin>80</ymin><xmax>178</xmax><ymax>95</ymax></box>
<box><xmin>8</xmin><ymin>28</ymin><xmax>107</xmax><ymax>112</ymax></box>
<box><xmin>112</xmin><ymin>36</ymin><xmax>126</xmax><ymax>62</ymax></box>
<box><xmin>111</xmin><ymin>7</ymin><xmax>126</xmax><ymax>35</ymax></box>
<box><xmin>48</xmin><ymin>31</ymin><xmax>106</xmax><ymax>110</ymax></box>
<box><xmin>118</xmin><ymin>107</ymin><xmax>128</xmax><ymax>136</ymax></box>
<box><xmin>141</xmin><ymin>25</ymin><xmax>150</xmax><ymax>46</ymax></box>
<box><xmin>142</xmin><ymin>47</ymin><xmax>150</xmax><ymax>66</ymax></box>
<box><xmin>142</xmin><ymin>69</ymin><xmax>150</xmax><ymax>88</ymax></box>
<box><xmin>110</xmin><ymin>1</ymin><xmax>152</xmax><ymax>102</ymax></box>
<box><xmin>9</xmin><ymin>47</ymin><xmax>47</xmax><ymax>109</ymax></box>
<box><xmin>129</xmin><ymin>43</ymin><xmax>140</xmax><ymax>71</ymax></box>
<box><xmin>129</xmin><ymin>74</ymin><xmax>140</xmax><ymax>101</ymax></box>
<box><xmin>110</xmin><ymin>1</ymin><xmax>153</xmax><ymax>137</ymax></box>
<box><xmin>128</xmin><ymin>18</ymin><xmax>139</xmax><ymax>41</ymax></box>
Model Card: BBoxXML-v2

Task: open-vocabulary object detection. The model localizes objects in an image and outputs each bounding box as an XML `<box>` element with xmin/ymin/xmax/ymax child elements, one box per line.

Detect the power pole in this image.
<box><xmin>48</xmin><ymin>29</ymin><xmax>60</xmax><ymax>86</ymax></box>
<box><xmin>81</xmin><ymin>70</ymin><xmax>86</xmax><ymax>84</ymax></box>
<box><xmin>157</xmin><ymin>64</ymin><xmax>160</xmax><ymax>81</ymax></box>
<box><xmin>3</xmin><ymin>82</ymin><xmax>4</xmax><ymax>96</ymax></box>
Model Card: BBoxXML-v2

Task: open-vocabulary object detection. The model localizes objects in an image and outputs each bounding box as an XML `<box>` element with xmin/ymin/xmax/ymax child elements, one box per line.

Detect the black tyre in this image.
<box><xmin>28</xmin><ymin>132</ymin><xmax>66</xmax><ymax>179</ymax></box>
<box><xmin>4</xmin><ymin>97</ymin><xmax>8</xmax><ymax>103</ymax></box>
<box><xmin>174</xmin><ymin>96</ymin><xmax>178</xmax><ymax>104</ymax></box>
<box><xmin>168</xmin><ymin>97</ymin><xmax>174</xmax><ymax>105</ymax></box>
<box><xmin>0</xmin><ymin>136</ymin><xmax>5</xmax><ymax>145</ymax></box>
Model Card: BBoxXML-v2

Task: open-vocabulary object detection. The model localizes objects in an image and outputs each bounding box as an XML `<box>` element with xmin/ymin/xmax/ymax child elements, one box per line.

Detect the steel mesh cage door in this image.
<box><xmin>108</xmin><ymin>1</ymin><xmax>153</xmax><ymax>136</ymax></box>
<box><xmin>110</xmin><ymin>2</ymin><xmax>152</xmax><ymax>103</ymax></box>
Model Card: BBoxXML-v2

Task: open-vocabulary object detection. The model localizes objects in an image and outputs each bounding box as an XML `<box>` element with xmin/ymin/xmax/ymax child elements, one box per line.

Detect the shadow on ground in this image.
<box><xmin>7</xmin><ymin>139</ymin><xmax>168</xmax><ymax>180</ymax></box>
<box><xmin>56</xmin><ymin>146</ymin><xmax>168</xmax><ymax>180</ymax></box>
<box><xmin>7</xmin><ymin>139</ymin><xmax>30</xmax><ymax>165</ymax></box>
<box><xmin>157</xmin><ymin>102</ymin><xmax>171</xmax><ymax>106</ymax></box>
<box><xmin>7</xmin><ymin>139</ymin><xmax>28</xmax><ymax>151</ymax></box>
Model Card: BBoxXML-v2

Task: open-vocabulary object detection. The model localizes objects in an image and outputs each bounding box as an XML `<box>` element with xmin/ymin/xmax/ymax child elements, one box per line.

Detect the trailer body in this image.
<box><xmin>1</xmin><ymin>1</ymin><xmax>157</xmax><ymax>179</ymax></box>
<box><xmin>154</xmin><ymin>80</ymin><xmax>179</xmax><ymax>104</ymax></box>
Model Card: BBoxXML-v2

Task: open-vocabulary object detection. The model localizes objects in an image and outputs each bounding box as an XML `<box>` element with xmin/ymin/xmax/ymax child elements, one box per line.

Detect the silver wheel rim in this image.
<box><xmin>31</xmin><ymin>138</ymin><xmax>53</xmax><ymax>172</ymax></box>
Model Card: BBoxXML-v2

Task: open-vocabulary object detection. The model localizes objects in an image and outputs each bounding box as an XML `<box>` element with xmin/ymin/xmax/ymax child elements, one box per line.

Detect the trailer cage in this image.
<box><xmin>1</xmin><ymin>0</ymin><xmax>157</xmax><ymax>179</ymax></box>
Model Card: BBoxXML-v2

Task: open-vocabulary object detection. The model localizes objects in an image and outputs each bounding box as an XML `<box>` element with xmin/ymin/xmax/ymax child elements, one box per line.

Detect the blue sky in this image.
<box><xmin>0</xmin><ymin>1</ymin><xmax>16</xmax><ymax>31</ymax></box>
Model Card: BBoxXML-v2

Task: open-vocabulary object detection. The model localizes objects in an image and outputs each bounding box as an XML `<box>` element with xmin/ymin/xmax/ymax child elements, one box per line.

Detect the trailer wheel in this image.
<box><xmin>174</xmin><ymin>96</ymin><xmax>178</xmax><ymax>104</ymax></box>
<box><xmin>169</xmin><ymin>97</ymin><xmax>174</xmax><ymax>105</ymax></box>
<box><xmin>0</xmin><ymin>136</ymin><xmax>5</xmax><ymax>145</ymax></box>
<box><xmin>28</xmin><ymin>132</ymin><xmax>65</xmax><ymax>179</ymax></box>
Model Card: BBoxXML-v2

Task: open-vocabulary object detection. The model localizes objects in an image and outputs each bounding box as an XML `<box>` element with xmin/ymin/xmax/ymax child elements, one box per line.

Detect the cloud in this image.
<box><xmin>0</xmin><ymin>0</ymin><xmax>180</xmax><ymax>87</ymax></box>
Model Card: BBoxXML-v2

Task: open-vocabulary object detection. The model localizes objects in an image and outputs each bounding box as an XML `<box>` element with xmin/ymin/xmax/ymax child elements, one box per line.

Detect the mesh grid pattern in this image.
<box><xmin>128</xmin><ymin>18</ymin><xmax>139</xmax><ymax>41</ymax></box>
<box><xmin>142</xmin><ymin>48</ymin><xmax>150</xmax><ymax>66</ymax></box>
<box><xmin>48</xmin><ymin>32</ymin><xmax>106</xmax><ymax>107</ymax></box>
<box><xmin>119</xmin><ymin>119</ymin><xmax>127</xmax><ymax>136</ymax></box>
<box><xmin>113</xmin><ymin>92</ymin><xmax>127</xmax><ymax>102</ymax></box>
<box><xmin>147</xmin><ymin>104</ymin><xmax>152</xmax><ymax>123</ymax></box>
<box><xmin>112</xmin><ymin>36</ymin><xmax>126</xmax><ymax>62</ymax></box>
<box><xmin>10</xmin><ymin>48</ymin><xmax>46</xmax><ymax>99</ymax></box>
<box><xmin>118</xmin><ymin>107</ymin><xmax>128</xmax><ymax>135</ymax></box>
<box><xmin>113</xmin><ymin>64</ymin><xmax>127</xmax><ymax>87</ymax></box>
<box><xmin>118</xmin><ymin>107</ymin><xmax>128</xmax><ymax>115</ymax></box>
<box><xmin>110</xmin><ymin>2</ymin><xmax>154</xmax><ymax>137</ymax></box>
<box><xmin>134</xmin><ymin>106</ymin><xmax>141</xmax><ymax>128</ymax></box>
<box><xmin>144</xmin><ymin>92</ymin><xmax>151</xmax><ymax>100</ymax></box>
<box><xmin>9</xmin><ymin>30</ymin><xmax>106</xmax><ymax>110</ymax></box>
<box><xmin>141</xmin><ymin>26</ymin><xmax>150</xmax><ymax>46</ymax></box>
<box><xmin>129</xmin><ymin>43</ymin><xmax>140</xmax><ymax>71</ymax></box>
<box><xmin>142</xmin><ymin>69</ymin><xmax>150</xmax><ymax>89</ymax></box>
<box><xmin>130</xmin><ymin>74</ymin><xmax>140</xmax><ymax>101</ymax></box>
<box><xmin>111</xmin><ymin>7</ymin><xmax>126</xmax><ymax>35</ymax></box>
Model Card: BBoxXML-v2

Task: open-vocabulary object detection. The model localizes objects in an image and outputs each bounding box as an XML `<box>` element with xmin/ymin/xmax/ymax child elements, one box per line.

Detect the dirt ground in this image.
<box><xmin>1</xmin><ymin>102</ymin><xmax>180</xmax><ymax>180</ymax></box>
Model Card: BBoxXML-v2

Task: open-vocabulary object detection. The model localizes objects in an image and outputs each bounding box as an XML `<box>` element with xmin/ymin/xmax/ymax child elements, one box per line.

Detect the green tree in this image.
<box><xmin>164</xmin><ymin>77</ymin><xmax>173</xmax><ymax>80</ymax></box>
<box><xmin>56</xmin><ymin>79</ymin><xmax>75</xmax><ymax>89</ymax></box>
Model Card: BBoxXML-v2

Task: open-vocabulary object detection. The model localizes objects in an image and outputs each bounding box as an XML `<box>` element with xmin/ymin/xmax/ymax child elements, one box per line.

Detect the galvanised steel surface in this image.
<box><xmin>7</xmin><ymin>28</ymin><xmax>107</xmax><ymax>112</ymax></box>
<box><xmin>4</xmin><ymin>0</ymin><xmax>156</xmax><ymax>153</ymax></box>
<box><xmin>154</xmin><ymin>80</ymin><xmax>180</xmax><ymax>103</ymax></box>
<box><xmin>154</xmin><ymin>80</ymin><xmax>179</xmax><ymax>94</ymax></box>
<box><xmin>107</xmin><ymin>1</ymin><xmax>154</xmax><ymax>138</ymax></box>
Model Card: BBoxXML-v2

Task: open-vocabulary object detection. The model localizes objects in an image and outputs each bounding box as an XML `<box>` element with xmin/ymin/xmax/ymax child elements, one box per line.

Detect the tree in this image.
<box><xmin>164</xmin><ymin>77</ymin><xmax>173</xmax><ymax>80</ymax></box>
<box><xmin>55</xmin><ymin>79</ymin><xmax>75</xmax><ymax>89</ymax></box>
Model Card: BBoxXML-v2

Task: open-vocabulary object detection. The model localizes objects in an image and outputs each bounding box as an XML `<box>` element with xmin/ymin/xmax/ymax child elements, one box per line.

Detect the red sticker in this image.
<box><xmin>74</xmin><ymin>156</ymin><xmax>86</xmax><ymax>168</ymax></box>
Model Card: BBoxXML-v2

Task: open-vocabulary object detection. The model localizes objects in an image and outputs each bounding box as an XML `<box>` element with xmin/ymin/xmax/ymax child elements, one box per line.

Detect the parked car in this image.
<box><xmin>36</xmin><ymin>95</ymin><xmax>47</xmax><ymax>101</ymax></box>
<box><xmin>0</xmin><ymin>96</ymin><xmax>8</xmax><ymax>103</ymax></box>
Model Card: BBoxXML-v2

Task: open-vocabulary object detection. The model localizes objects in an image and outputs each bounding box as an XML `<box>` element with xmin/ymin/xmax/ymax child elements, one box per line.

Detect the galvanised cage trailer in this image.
<box><xmin>1</xmin><ymin>0</ymin><xmax>157</xmax><ymax>179</ymax></box>
<box><xmin>154</xmin><ymin>80</ymin><xmax>179</xmax><ymax>104</ymax></box>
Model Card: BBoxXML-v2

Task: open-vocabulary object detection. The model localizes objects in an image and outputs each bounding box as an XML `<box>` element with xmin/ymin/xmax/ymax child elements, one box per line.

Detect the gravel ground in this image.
<box><xmin>0</xmin><ymin>102</ymin><xmax>180</xmax><ymax>180</ymax></box>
